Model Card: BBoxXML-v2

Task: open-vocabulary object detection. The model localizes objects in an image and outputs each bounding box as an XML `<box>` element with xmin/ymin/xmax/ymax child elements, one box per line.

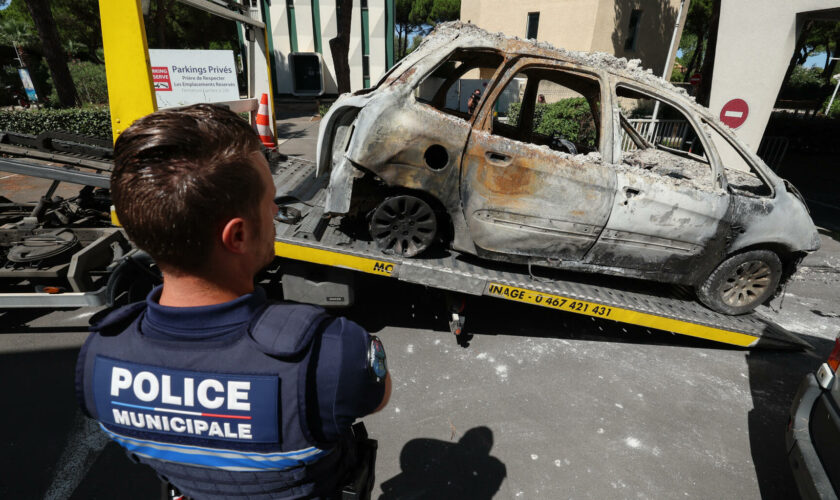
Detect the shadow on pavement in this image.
<box><xmin>0</xmin><ymin>346</ymin><xmax>158</xmax><ymax>499</ymax></box>
<box><xmin>746</xmin><ymin>337</ymin><xmax>832</xmax><ymax>499</ymax></box>
<box><xmin>343</xmin><ymin>273</ymin><xmax>831</xmax><ymax>496</ymax></box>
<box><xmin>378</xmin><ymin>426</ymin><xmax>506</xmax><ymax>499</ymax></box>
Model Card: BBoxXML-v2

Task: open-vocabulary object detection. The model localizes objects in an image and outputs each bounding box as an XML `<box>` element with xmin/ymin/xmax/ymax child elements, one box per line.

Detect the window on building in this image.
<box><xmin>491</xmin><ymin>66</ymin><xmax>601</xmax><ymax>155</ymax></box>
<box><xmin>624</xmin><ymin>9</ymin><xmax>642</xmax><ymax>51</ymax></box>
<box><xmin>526</xmin><ymin>12</ymin><xmax>540</xmax><ymax>40</ymax></box>
<box><xmin>616</xmin><ymin>85</ymin><xmax>714</xmax><ymax>187</ymax></box>
<box><xmin>414</xmin><ymin>49</ymin><xmax>504</xmax><ymax>120</ymax></box>
<box><xmin>361</xmin><ymin>0</ymin><xmax>370</xmax><ymax>87</ymax></box>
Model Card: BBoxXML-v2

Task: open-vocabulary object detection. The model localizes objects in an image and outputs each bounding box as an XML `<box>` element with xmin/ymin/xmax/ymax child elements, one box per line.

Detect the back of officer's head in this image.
<box><xmin>111</xmin><ymin>104</ymin><xmax>263</xmax><ymax>274</ymax></box>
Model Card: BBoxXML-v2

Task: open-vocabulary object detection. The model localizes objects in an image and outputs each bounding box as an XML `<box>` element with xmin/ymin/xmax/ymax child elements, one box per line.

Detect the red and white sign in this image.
<box><xmin>719</xmin><ymin>98</ymin><xmax>749</xmax><ymax>129</ymax></box>
<box><xmin>689</xmin><ymin>73</ymin><xmax>701</xmax><ymax>86</ymax></box>
<box><xmin>151</xmin><ymin>66</ymin><xmax>172</xmax><ymax>91</ymax></box>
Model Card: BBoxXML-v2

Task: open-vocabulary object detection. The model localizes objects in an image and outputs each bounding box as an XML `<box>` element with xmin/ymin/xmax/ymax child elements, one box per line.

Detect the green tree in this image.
<box><xmin>23</xmin><ymin>0</ymin><xmax>78</xmax><ymax>107</ymax></box>
<box><xmin>395</xmin><ymin>0</ymin><xmax>460</xmax><ymax>60</ymax></box>
<box><xmin>428</xmin><ymin>0</ymin><xmax>460</xmax><ymax>24</ymax></box>
<box><xmin>677</xmin><ymin>0</ymin><xmax>712</xmax><ymax>84</ymax></box>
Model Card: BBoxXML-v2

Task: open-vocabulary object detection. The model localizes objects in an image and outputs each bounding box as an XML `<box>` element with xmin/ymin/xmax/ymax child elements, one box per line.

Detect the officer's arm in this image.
<box><xmin>372</xmin><ymin>372</ymin><xmax>392</xmax><ymax>413</ymax></box>
<box><xmin>313</xmin><ymin>317</ymin><xmax>390</xmax><ymax>441</ymax></box>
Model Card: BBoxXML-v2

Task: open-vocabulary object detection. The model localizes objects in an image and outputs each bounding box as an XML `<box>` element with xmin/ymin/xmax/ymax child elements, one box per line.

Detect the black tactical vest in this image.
<box><xmin>76</xmin><ymin>300</ymin><xmax>353</xmax><ymax>499</ymax></box>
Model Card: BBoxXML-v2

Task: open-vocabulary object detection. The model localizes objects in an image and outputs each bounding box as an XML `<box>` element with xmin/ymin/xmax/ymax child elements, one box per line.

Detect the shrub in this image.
<box><xmin>71</xmin><ymin>61</ymin><xmax>109</xmax><ymax>105</ymax></box>
<box><xmin>0</xmin><ymin>107</ymin><xmax>111</xmax><ymax>139</ymax></box>
<box><xmin>820</xmin><ymin>93</ymin><xmax>840</xmax><ymax>118</ymax></box>
<box><xmin>780</xmin><ymin>65</ymin><xmax>832</xmax><ymax>101</ymax></box>
<box><xmin>47</xmin><ymin>61</ymin><xmax>109</xmax><ymax>106</ymax></box>
<box><xmin>507</xmin><ymin>98</ymin><xmax>597</xmax><ymax>147</ymax></box>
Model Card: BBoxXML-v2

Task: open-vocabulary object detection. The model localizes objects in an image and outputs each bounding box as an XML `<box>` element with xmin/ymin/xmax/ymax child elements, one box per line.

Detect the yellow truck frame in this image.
<box><xmin>99</xmin><ymin>0</ymin><xmax>276</xmax><ymax>143</ymax></box>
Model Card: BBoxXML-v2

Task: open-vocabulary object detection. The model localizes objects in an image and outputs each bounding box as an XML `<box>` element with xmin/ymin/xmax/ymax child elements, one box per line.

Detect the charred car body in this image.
<box><xmin>318</xmin><ymin>23</ymin><xmax>819</xmax><ymax>315</ymax></box>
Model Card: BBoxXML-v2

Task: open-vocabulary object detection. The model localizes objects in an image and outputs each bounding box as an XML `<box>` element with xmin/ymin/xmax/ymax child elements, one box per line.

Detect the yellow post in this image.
<box><xmin>99</xmin><ymin>0</ymin><xmax>157</xmax><ymax>143</ymax></box>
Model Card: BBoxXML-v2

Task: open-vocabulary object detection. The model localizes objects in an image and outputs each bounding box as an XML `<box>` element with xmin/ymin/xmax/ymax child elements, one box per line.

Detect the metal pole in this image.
<box><xmin>650</xmin><ymin>0</ymin><xmax>688</xmax><ymax>140</ymax></box>
<box><xmin>12</xmin><ymin>41</ymin><xmax>24</xmax><ymax>67</ymax></box>
<box><xmin>825</xmin><ymin>57</ymin><xmax>840</xmax><ymax>115</ymax></box>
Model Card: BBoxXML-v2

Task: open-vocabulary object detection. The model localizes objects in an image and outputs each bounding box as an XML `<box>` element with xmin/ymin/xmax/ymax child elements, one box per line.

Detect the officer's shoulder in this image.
<box><xmin>88</xmin><ymin>301</ymin><xmax>147</xmax><ymax>337</ymax></box>
<box><xmin>249</xmin><ymin>301</ymin><xmax>332</xmax><ymax>357</ymax></box>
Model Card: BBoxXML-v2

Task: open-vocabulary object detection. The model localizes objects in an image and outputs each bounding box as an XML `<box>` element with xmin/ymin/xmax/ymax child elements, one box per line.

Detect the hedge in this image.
<box><xmin>507</xmin><ymin>98</ymin><xmax>597</xmax><ymax>148</ymax></box>
<box><xmin>0</xmin><ymin>107</ymin><xmax>111</xmax><ymax>139</ymax></box>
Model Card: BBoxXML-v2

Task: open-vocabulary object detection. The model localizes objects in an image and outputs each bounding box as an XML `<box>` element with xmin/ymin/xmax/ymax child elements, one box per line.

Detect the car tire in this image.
<box><xmin>369</xmin><ymin>195</ymin><xmax>437</xmax><ymax>258</ymax></box>
<box><xmin>697</xmin><ymin>249</ymin><xmax>782</xmax><ymax>315</ymax></box>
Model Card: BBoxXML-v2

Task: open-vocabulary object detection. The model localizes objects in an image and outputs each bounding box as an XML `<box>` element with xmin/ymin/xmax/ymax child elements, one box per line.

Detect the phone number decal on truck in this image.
<box><xmin>486</xmin><ymin>283</ymin><xmax>613</xmax><ymax>318</ymax></box>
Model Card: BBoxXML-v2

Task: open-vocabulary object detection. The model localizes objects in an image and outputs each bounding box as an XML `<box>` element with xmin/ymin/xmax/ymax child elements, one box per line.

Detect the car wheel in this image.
<box><xmin>697</xmin><ymin>249</ymin><xmax>782</xmax><ymax>315</ymax></box>
<box><xmin>369</xmin><ymin>195</ymin><xmax>437</xmax><ymax>257</ymax></box>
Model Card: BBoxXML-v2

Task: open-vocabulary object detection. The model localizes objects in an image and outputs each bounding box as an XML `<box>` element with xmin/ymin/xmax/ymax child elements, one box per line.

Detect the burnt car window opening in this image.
<box><xmin>616</xmin><ymin>85</ymin><xmax>713</xmax><ymax>187</ymax></box>
<box><xmin>414</xmin><ymin>49</ymin><xmax>504</xmax><ymax>120</ymax></box>
<box><xmin>491</xmin><ymin>67</ymin><xmax>601</xmax><ymax>155</ymax></box>
<box><xmin>702</xmin><ymin>120</ymin><xmax>773</xmax><ymax>197</ymax></box>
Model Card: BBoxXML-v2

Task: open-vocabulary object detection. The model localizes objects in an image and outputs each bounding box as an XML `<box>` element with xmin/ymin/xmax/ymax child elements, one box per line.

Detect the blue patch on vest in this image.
<box><xmin>93</xmin><ymin>356</ymin><xmax>279</xmax><ymax>444</ymax></box>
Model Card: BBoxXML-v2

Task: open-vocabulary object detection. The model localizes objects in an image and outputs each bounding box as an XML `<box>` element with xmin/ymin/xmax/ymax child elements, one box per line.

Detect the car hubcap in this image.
<box><xmin>370</xmin><ymin>196</ymin><xmax>437</xmax><ymax>257</ymax></box>
<box><xmin>721</xmin><ymin>260</ymin><xmax>772</xmax><ymax>307</ymax></box>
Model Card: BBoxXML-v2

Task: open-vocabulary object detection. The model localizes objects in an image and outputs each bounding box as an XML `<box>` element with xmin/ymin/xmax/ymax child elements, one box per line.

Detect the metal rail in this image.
<box><xmin>0</xmin><ymin>157</ymin><xmax>110</xmax><ymax>188</ymax></box>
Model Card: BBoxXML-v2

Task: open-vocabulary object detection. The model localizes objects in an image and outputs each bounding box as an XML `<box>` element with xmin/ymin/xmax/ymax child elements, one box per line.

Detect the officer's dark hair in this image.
<box><xmin>111</xmin><ymin>104</ymin><xmax>264</xmax><ymax>274</ymax></box>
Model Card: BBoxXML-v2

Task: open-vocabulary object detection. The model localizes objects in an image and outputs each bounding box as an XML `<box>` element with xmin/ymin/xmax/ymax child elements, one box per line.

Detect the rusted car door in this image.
<box><xmin>582</xmin><ymin>82</ymin><xmax>730</xmax><ymax>282</ymax></box>
<box><xmin>459</xmin><ymin>62</ymin><xmax>616</xmax><ymax>262</ymax></box>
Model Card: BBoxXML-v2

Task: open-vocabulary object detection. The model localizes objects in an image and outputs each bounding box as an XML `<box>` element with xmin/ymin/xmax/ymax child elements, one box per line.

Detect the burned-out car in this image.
<box><xmin>316</xmin><ymin>22</ymin><xmax>820</xmax><ymax>315</ymax></box>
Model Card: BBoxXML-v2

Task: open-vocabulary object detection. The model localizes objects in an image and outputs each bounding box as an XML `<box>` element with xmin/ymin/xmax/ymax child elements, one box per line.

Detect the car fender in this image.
<box><xmin>727</xmin><ymin>182</ymin><xmax>821</xmax><ymax>256</ymax></box>
<box><xmin>316</xmin><ymin>94</ymin><xmax>370</xmax><ymax>177</ymax></box>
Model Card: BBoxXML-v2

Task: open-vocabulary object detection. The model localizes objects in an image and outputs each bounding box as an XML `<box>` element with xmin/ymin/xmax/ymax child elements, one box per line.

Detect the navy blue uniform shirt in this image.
<box><xmin>140</xmin><ymin>286</ymin><xmax>384</xmax><ymax>442</ymax></box>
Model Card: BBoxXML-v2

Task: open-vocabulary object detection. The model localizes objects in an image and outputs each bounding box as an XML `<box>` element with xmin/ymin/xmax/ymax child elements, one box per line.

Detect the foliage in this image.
<box><xmin>676</xmin><ymin>0</ymin><xmax>713</xmax><ymax>82</ymax></box>
<box><xmin>780</xmin><ymin>66</ymin><xmax>832</xmax><ymax>101</ymax></box>
<box><xmin>788</xmin><ymin>66</ymin><xmax>825</xmax><ymax>89</ymax></box>
<box><xmin>821</xmin><ymin>94</ymin><xmax>840</xmax><ymax>118</ymax></box>
<box><xmin>395</xmin><ymin>0</ymin><xmax>460</xmax><ymax>59</ymax></box>
<box><xmin>0</xmin><ymin>107</ymin><xmax>110</xmax><ymax>138</ymax></box>
<box><xmin>62</xmin><ymin>61</ymin><xmax>108</xmax><ymax>105</ymax></box>
<box><xmin>318</xmin><ymin>102</ymin><xmax>332</xmax><ymax>117</ymax></box>
<box><xmin>765</xmin><ymin>111</ymin><xmax>840</xmax><ymax>154</ymax></box>
<box><xmin>507</xmin><ymin>98</ymin><xmax>597</xmax><ymax>147</ymax></box>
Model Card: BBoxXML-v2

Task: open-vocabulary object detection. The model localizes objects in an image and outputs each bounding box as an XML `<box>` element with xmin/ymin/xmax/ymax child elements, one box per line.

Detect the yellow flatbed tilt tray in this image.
<box><xmin>271</xmin><ymin>157</ymin><xmax>810</xmax><ymax>350</ymax></box>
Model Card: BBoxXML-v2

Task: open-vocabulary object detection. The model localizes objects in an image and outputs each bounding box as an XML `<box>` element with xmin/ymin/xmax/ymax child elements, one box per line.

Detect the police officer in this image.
<box><xmin>76</xmin><ymin>104</ymin><xmax>391</xmax><ymax>499</ymax></box>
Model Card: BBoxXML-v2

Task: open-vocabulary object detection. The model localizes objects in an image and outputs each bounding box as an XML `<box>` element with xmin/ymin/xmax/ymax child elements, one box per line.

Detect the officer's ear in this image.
<box><xmin>220</xmin><ymin>217</ymin><xmax>248</xmax><ymax>254</ymax></box>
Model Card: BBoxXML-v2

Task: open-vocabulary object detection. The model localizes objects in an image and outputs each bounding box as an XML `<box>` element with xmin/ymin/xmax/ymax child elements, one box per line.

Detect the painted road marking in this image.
<box><xmin>274</xmin><ymin>241</ymin><xmax>397</xmax><ymax>277</ymax></box>
<box><xmin>485</xmin><ymin>282</ymin><xmax>758</xmax><ymax>347</ymax></box>
<box><xmin>42</xmin><ymin>409</ymin><xmax>110</xmax><ymax>500</ymax></box>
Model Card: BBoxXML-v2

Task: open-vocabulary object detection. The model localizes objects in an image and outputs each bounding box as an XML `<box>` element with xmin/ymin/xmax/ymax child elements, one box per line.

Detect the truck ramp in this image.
<box><xmin>270</xmin><ymin>157</ymin><xmax>810</xmax><ymax>350</ymax></box>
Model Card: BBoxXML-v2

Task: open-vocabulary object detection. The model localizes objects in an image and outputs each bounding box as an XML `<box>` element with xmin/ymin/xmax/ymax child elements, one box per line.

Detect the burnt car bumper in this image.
<box><xmin>787</xmin><ymin>372</ymin><xmax>839</xmax><ymax>500</ymax></box>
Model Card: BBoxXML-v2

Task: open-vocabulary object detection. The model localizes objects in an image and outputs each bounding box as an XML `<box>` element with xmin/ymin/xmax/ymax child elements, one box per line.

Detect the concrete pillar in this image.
<box><xmin>709</xmin><ymin>0</ymin><xmax>840</xmax><ymax>151</ymax></box>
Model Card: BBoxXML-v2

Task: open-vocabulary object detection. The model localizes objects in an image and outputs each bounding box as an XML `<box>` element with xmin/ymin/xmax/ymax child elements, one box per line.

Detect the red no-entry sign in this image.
<box><xmin>720</xmin><ymin>98</ymin><xmax>749</xmax><ymax>129</ymax></box>
<box><xmin>689</xmin><ymin>73</ymin><xmax>701</xmax><ymax>86</ymax></box>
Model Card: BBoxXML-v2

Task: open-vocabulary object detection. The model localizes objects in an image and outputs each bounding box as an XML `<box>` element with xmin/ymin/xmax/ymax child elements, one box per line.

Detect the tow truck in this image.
<box><xmin>0</xmin><ymin>0</ymin><xmax>810</xmax><ymax>350</ymax></box>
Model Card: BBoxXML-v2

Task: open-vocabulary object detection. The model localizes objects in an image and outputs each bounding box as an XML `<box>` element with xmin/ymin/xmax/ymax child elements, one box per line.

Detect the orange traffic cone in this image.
<box><xmin>255</xmin><ymin>93</ymin><xmax>275</xmax><ymax>149</ymax></box>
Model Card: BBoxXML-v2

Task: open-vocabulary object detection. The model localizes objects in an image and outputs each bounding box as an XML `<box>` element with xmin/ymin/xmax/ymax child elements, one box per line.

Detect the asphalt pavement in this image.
<box><xmin>2</xmin><ymin>116</ymin><xmax>840</xmax><ymax>499</ymax></box>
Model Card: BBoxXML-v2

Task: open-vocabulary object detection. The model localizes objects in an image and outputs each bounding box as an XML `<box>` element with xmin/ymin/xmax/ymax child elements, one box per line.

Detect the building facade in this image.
<box><xmin>268</xmin><ymin>0</ymin><xmax>395</xmax><ymax>96</ymax></box>
<box><xmin>460</xmin><ymin>0</ymin><xmax>688</xmax><ymax>78</ymax></box>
